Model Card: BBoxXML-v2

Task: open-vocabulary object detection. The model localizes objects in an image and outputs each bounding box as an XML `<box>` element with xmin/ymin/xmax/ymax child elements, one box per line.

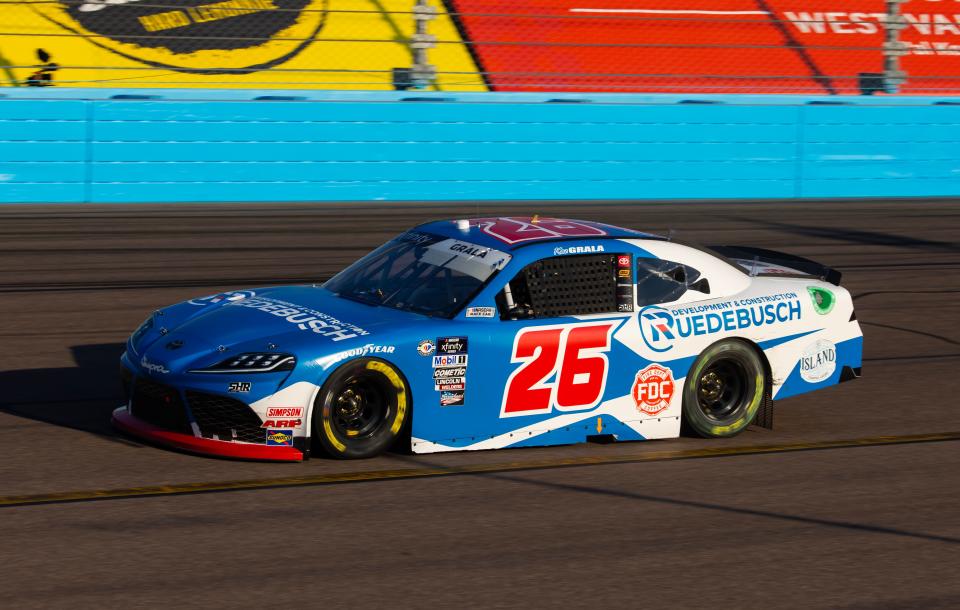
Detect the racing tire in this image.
<box><xmin>682</xmin><ymin>340</ymin><xmax>766</xmax><ymax>438</ymax></box>
<box><xmin>313</xmin><ymin>358</ymin><xmax>409</xmax><ymax>459</ymax></box>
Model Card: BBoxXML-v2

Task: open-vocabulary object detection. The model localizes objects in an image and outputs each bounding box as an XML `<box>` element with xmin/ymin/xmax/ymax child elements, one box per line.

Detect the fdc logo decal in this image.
<box><xmin>632</xmin><ymin>364</ymin><xmax>674</xmax><ymax>415</ymax></box>
<box><xmin>639</xmin><ymin>306</ymin><xmax>676</xmax><ymax>353</ymax></box>
<box><xmin>31</xmin><ymin>0</ymin><xmax>328</xmax><ymax>73</ymax></box>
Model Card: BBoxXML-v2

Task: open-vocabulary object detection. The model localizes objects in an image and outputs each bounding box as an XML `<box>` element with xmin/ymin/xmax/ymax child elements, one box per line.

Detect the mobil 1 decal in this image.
<box><xmin>434</xmin><ymin>337</ymin><xmax>468</xmax><ymax>406</ymax></box>
<box><xmin>31</xmin><ymin>0</ymin><xmax>328</xmax><ymax>73</ymax></box>
<box><xmin>639</xmin><ymin>292</ymin><xmax>802</xmax><ymax>353</ymax></box>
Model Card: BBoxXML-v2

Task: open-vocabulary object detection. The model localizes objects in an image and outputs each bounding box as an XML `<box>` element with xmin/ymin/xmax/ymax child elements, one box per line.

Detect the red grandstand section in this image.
<box><xmin>448</xmin><ymin>0</ymin><xmax>960</xmax><ymax>94</ymax></box>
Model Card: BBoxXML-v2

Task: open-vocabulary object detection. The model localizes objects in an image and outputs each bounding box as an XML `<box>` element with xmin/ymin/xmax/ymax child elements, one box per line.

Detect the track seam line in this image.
<box><xmin>1</xmin><ymin>431</ymin><xmax>958</xmax><ymax>508</ymax></box>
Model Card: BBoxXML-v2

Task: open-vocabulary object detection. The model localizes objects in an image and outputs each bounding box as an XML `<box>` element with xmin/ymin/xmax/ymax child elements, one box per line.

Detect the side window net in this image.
<box><xmin>500</xmin><ymin>253</ymin><xmax>627</xmax><ymax>319</ymax></box>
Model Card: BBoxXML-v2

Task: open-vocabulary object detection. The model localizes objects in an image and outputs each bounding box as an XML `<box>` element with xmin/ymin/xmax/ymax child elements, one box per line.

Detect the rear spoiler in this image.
<box><xmin>709</xmin><ymin>245</ymin><xmax>842</xmax><ymax>286</ymax></box>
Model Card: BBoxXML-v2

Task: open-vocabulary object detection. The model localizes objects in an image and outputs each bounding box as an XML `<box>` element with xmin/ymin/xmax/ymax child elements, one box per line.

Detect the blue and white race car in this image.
<box><xmin>114</xmin><ymin>217</ymin><xmax>862</xmax><ymax>461</ymax></box>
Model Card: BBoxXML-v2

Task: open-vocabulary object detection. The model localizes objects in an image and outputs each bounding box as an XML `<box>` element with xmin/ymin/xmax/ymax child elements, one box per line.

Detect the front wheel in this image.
<box><xmin>313</xmin><ymin>358</ymin><xmax>409</xmax><ymax>459</ymax></box>
<box><xmin>682</xmin><ymin>340</ymin><xmax>766</xmax><ymax>438</ymax></box>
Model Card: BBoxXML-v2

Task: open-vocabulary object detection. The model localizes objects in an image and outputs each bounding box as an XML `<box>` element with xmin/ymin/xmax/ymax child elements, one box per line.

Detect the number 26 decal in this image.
<box><xmin>501</xmin><ymin>322</ymin><xmax>617</xmax><ymax>418</ymax></box>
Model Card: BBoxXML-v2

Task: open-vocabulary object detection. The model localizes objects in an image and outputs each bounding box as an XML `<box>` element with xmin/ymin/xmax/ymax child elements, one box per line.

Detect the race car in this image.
<box><xmin>113</xmin><ymin>217</ymin><xmax>863</xmax><ymax>461</ymax></box>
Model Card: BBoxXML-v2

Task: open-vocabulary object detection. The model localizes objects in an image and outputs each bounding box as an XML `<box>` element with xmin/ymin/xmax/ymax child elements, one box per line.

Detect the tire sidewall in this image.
<box><xmin>682</xmin><ymin>340</ymin><xmax>765</xmax><ymax>438</ymax></box>
<box><xmin>313</xmin><ymin>357</ymin><xmax>409</xmax><ymax>459</ymax></box>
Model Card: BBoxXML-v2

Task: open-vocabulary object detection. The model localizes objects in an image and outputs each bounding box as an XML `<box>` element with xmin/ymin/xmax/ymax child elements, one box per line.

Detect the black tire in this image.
<box><xmin>682</xmin><ymin>340</ymin><xmax>766</xmax><ymax>438</ymax></box>
<box><xmin>312</xmin><ymin>358</ymin><xmax>409</xmax><ymax>459</ymax></box>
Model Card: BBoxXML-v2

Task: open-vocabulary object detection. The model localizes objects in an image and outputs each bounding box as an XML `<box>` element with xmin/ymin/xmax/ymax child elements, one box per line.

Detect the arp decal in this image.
<box><xmin>800</xmin><ymin>339</ymin><xmax>837</xmax><ymax>383</ymax></box>
<box><xmin>261</xmin><ymin>418</ymin><xmax>302</xmax><ymax>428</ymax></box>
<box><xmin>470</xmin><ymin>217</ymin><xmax>607</xmax><ymax>245</ymax></box>
<box><xmin>632</xmin><ymin>364</ymin><xmax>675</xmax><ymax>415</ymax></box>
<box><xmin>640</xmin><ymin>293</ymin><xmax>802</xmax><ymax>353</ymax></box>
<box><xmin>501</xmin><ymin>322</ymin><xmax>617</xmax><ymax>417</ymax></box>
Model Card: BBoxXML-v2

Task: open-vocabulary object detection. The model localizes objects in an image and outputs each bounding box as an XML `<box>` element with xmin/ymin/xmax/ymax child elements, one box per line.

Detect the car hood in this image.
<box><xmin>134</xmin><ymin>285</ymin><xmax>424</xmax><ymax>373</ymax></box>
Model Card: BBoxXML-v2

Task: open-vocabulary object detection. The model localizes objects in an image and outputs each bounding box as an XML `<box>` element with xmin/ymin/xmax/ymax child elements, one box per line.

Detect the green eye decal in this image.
<box><xmin>807</xmin><ymin>286</ymin><xmax>836</xmax><ymax>315</ymax></box>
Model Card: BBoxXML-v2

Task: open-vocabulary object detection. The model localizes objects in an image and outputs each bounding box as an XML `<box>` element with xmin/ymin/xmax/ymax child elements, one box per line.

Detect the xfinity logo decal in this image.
<box><xmin>639</xmin><ymin>293</ymin><xmax>802</xmax><ymax>353</ymax></box>
<box><xmin>140</xmin><ymin>355</ymin><xmax>170</xmax><ymax>374</ymax></box>
<box><xmin>553</xmin><ymin>245</ymin><xmax>605</xmax><ymax>256</ymax></box>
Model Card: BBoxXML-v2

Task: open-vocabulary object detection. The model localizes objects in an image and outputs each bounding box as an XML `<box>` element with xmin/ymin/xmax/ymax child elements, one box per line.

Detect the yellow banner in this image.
<box><xmin>0</xmin><ymin>0</ymin><xmax>486</xmax><ymax>90</ymax></box>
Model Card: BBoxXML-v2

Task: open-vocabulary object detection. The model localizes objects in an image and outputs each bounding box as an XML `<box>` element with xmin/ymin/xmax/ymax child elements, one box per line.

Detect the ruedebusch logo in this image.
<box><xmin>233</xmin><ymin>297</ymin><xmax>368</xmax><ymax>341</ymax></box>
<box><xmin>640</xmin><ymin>294</ymin><xmax>802</xmax><ymax>352</ymax></box>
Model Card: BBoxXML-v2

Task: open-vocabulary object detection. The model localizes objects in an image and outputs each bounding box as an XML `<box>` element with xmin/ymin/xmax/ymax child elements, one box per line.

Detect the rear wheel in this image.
<box><xmin>682</xmin><ymin>340</ymin><xmax>766</xmax><ymax>438</ymax></box>
<box><xmin>313</xmin><ymin>359</ymin><xmax>409</xmax><ymax>459</ymax></box>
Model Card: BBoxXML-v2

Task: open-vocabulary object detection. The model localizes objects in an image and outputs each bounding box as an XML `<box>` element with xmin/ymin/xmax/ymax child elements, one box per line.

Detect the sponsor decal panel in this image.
<box><xmin>640</xmin><ymin>292</ymin><xmax>803</xmax><ymax>353</ymax></box>
<box><xmin>632</xmin><ymin>364</ymin><xmax>675</xmax><ymax>415</ymax></box>
<box><xmin>615</xmin><ymin>253</ymin><xmax>634</xmax><ymax>312</ymax></box>
<box><xmin>266</xmin><ymin>429</ymin><xmax>294</xmax><ymax>446</ymax></box>
<box><xmin>465</xmin><ymin>306</ymin><xmax>496</xmax><ymax>318</ymax></box>
<box><xmin>227</xmin><ymin>381</ymin><xmax>251</xmax><ymax>393</ymax></box>
<box><xmin>800</xmin><ymin>339</ymin><xmax>837</xmax><ymax>383</ymax></box>
<box><xmin>435</xmin><ymin>337</ymin><xmax>469</xmax><ymax>404</ymax></box>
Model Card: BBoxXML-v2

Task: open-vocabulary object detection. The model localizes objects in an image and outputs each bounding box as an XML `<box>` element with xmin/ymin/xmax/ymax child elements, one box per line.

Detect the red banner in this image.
<box><xmin>449</xmin><ymin>0</ymin><xmax>960</xmax><ymax>94</ymax></box>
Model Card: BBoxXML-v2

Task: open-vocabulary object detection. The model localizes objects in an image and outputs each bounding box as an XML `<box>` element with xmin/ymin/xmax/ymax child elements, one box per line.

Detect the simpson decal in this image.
<box><xmin>632</xmin><ymin>364</ymin><xmax>675</xmax><ymax>415</ymax></box>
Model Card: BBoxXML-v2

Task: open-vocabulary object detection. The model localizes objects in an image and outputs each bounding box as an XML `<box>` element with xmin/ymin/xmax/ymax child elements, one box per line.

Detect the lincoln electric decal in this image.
<box><xmin>0</xmin><ymin>0</ymin><xmax>483</xmax><ymax>89</ymax></box>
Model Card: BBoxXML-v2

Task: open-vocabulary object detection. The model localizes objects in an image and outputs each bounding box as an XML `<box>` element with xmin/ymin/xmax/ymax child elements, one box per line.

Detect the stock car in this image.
<box><xmin>113</xmin><ymin>217</ymin><xmax>863</xmax><ymax>461</ymax></box>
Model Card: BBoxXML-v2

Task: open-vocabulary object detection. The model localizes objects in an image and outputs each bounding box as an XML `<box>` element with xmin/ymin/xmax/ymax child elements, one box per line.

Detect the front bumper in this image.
<box><xmin>112</xmin><ymin>407</ymin><xmax>304</xmax><ymax>462</ymax></box>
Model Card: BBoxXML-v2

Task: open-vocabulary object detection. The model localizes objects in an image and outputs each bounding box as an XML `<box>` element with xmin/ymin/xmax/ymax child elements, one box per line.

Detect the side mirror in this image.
<box><xmin>690</xmin><ymin>278</ymin><xmax>710</xmax><ymax>294</ymax></box>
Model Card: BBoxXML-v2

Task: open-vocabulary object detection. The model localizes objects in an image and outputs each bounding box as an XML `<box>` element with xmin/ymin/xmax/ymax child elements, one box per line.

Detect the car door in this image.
<box><xmin>465</xmin><ymin>248</ymin><xmax>639</xmax><ymax>449</ymax></box>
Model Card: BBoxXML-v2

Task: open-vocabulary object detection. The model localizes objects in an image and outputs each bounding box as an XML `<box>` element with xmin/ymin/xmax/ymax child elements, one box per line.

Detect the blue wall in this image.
<box><xmin>2</xmin><ymin>89</ymin><xmax>959</xmax><ymax>203</ymax></box>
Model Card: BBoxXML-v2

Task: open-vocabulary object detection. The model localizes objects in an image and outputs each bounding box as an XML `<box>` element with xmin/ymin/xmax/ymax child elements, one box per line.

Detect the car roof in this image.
<box><xmin>414</xmin><ymin>217</ymin><xmax>664</xmax><ymax>251</ymax></box>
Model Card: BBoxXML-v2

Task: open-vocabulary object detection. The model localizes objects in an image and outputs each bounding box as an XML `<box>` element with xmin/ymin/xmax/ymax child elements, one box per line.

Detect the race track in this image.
<box><xmin>1</xmin><ymin>199</ymin><xmax>958</xmax><ymax>608</ymax></box>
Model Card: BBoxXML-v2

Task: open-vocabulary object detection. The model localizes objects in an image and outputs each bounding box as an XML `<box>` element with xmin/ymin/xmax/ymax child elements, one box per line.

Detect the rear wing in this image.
<box><xmin>708</xmin><ymin>246</ymin><xmax>842</xmax><ymax>286</ymax></box>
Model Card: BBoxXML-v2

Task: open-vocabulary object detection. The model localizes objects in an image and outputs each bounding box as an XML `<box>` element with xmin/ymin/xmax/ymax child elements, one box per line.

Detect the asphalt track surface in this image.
<box><xmin>0</xmin><ymin>199</ymin><xmax>957</xmax><ymax>609</ymax></box>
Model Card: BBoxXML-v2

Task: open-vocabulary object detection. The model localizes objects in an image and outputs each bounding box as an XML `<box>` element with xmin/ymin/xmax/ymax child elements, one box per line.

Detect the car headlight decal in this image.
<box><xmin>189</xmin><ymin>353</ymin><xmax>296</xmax><ymax>374</ymax></box>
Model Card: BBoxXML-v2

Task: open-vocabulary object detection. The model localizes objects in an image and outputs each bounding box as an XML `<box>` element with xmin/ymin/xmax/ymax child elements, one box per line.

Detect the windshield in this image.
<box><xmin>323</xmin><ymin>231</ymin><xmax>511</xmax><ymax>318</ymax></box>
